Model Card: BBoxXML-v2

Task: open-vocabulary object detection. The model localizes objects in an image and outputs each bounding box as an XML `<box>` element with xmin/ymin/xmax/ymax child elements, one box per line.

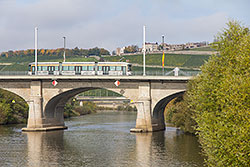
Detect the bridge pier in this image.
<box><xmin>130</xmin><ymin>82</ymin><xmax>165</xmax><ymax>133</ymax></box>
<box><xmin>22</xmin><ymin>81</ymin><xmax>67</xmax><ymax>131</ymax></box>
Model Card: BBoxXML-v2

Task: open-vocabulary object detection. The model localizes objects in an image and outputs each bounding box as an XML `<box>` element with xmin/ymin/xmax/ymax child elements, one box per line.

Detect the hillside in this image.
<box><xmin>105</xmin><ymin>53</ymin><xmax>211</xmax><ymax>68</ymax></box>
<box><xmin>0</xmin><ymin>48</ymin><xmax>213</xmax><ymax>72</ymax></box>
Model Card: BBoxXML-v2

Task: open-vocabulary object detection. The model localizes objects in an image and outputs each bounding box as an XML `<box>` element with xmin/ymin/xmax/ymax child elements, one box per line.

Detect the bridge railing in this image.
<box><xmin>0</xmin><ymin>71</ymin><xmax>29</xmax><ymax>75</ymax></box>
<box><xmin>0</xmin><ymin>69</ymin><xmax>200</xmax><ymax>76</ymax></box>
<box><xmin>132</xmin><ymin>69</ymin><xmax>201</xmax><ymax>76</ymax></box>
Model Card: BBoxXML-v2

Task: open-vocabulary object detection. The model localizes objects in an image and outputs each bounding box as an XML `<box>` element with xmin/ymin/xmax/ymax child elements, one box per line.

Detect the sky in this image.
<box><xmin>0</xmin><ymin>0</ymin><xmax>249</xmax><ymax>52</ymax></box>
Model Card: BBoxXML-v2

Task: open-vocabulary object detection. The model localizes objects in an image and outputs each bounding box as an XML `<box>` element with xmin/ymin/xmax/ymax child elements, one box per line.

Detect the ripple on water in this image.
<box><xmin>0</xmin><ymin>112</ymin><xmax>204</xmax><ymax>167</ymax></box>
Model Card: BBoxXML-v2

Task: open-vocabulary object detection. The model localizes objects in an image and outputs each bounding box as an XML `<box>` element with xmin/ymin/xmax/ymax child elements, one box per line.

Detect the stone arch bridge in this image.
<box><xmin>0</xmin><ymin>75</ymin><xmax>191</xmax><ymax>132</ymax></box>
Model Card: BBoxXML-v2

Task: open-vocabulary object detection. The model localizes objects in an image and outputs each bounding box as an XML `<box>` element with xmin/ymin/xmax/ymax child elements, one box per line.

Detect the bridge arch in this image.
<box><xmin>0</xmin><ymin>87</ymin><xmax>30</xmax><ymax>103</ymax></box>
<box><xmin>152</xmin><ymin>91</ymin><xmax>185</xmax><ymax>130</ymax></box>
<box><xmin>43</xmin><ymin>87</ymin><xmax>133</xmax><ymax>127</ymax></box>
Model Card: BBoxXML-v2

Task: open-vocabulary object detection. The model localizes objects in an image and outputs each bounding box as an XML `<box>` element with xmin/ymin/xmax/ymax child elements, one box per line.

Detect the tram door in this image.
<box><xmin>75</xmin><ymin>66</ymin><xmax>81</xmax><ymax>75</ymax></box>
<box><xmin>103</xmin><ymin>66</ymin><xmax>109</xmax><ymax>75</ymax></box>
<box><xmin>122</xmin><ymin>67</ymin><xmax>126</xmax><ymax>75</ymax></box>
<box><xmin>48</xmin><ymin>66</ymin><xmax>54</xmax><ymax>75</ymax></box>
<box><xmin>32</xmin><ymin>66</ymin><xmax>35</xmax><ymax>75</ymax></box>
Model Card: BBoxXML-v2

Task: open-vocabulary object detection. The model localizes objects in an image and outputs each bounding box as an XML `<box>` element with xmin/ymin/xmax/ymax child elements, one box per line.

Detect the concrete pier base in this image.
<box><xmin>22</xmin><ymin>126</ymin><xmax>68</xmax><ymax>132</ymax></box>
<box><xmin>130</xmin><ymin>128</ymin><xmax>144</xmax><ymax>133</ymax></box>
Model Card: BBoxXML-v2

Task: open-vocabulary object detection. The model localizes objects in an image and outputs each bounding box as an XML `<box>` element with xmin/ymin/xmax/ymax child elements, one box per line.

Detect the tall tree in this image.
<box><xmin>187</xmin><ymin>21</ymin><xmax>250</xmax><ymax>166</ymax></box>
<box><xmin>124</xmin><ymin>45</ymin><xmax>139</xmax><ymax>53</ymax></box>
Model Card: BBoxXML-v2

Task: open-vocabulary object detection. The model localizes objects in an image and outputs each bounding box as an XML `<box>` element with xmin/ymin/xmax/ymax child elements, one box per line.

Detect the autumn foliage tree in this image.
<box><xmin>0</xmin><ymin>47</ymin><xmax>110</xmax><ymax>58</ymax></box>
<box><xmin>124</xmin><ymin>45</ymin><xmax>139</xmax><ymax>53</ymax></box>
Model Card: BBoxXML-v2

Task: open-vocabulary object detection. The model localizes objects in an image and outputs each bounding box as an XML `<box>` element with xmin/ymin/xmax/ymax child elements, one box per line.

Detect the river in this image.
<box><xmin>0</xmin><ymin>112</ymin><xmax>204</xmax><ymax>167</ymax></box>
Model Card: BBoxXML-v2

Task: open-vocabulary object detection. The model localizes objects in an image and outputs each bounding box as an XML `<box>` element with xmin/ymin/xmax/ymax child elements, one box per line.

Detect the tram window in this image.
<box><xmin>116</xmin><ymin>66</ymin><xmax>122</xmax><ymax>71</ymax></box>
<box><xmin>55</xmin><ymin>66</ymin><xmax>59</xmax><ymax>71</ymax></box>
<box><xmin>63</xmin><ymin>66</ymin><xmax>68</xmax><ymax>71</ymax></box>
<box><xmin>128</xmin><ymin>65</ymin><xmax>132</xmax><ymax>71</ymax></box>
<box><xmin>82</xmin><ymin>66</ymin><xmax>87</xmax><ymax>71</ymax></box>
<box><xmin>88</xmin><ymin>66</ymin><xmax>94</xmax><ymax>71</ymax></box>
<box><xmin>69</xmin><ymin>66</ymin><xmax>74</xmax><ymax>71</ymax></box>
<box><xmin>32</xmin><ymin>66</ymin><xmax>35</xmax><ymax>72</ymax></box>
<box><xmin>42</xmin><ymin>66</ymin><xmax>47</xmax><ymax>71</ymax></box>
<box><xmin>110</xmin><ymin>66</ymin><xmax>116</xmax><ymax>71</ymax></box>
<box><xmin>98</xmin><ymin>66</ymin><xmax>102</xmax><ymax>71</ymax></box>
<box><xmin>38</xmin><ymin>66</ymin><xmax>41</xmax><ymax>71</ymax></box>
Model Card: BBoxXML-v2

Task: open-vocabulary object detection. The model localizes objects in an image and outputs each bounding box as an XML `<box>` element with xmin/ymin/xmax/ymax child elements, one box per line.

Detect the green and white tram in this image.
<box><xmin>28</xmin><ymin>62</ymin><xmax>132</xmax><ymax>76</ymax></box>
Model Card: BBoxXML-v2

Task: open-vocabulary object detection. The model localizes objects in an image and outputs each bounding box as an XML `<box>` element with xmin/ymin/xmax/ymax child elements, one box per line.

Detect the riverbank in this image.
<box><xmin>64</xmin><ymin>101</ymin><xmax>97</xmax><ymax>118</ymax></box>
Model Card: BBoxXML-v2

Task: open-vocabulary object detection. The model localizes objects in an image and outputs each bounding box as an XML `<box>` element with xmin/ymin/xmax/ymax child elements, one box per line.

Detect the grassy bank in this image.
<box><xmin>105</xmin><ymin>53</ymin><xmax>210</xmax><ymax>68</ymax></box>
<box><xmin>0</xmin><ymin>51</ymin><xmax>211</xmax><ymax>71</ymax></box>
<box><xmin>0</xmin><ymin>55</ymin><xmax>97</xmax><ymax>71</ymax></box>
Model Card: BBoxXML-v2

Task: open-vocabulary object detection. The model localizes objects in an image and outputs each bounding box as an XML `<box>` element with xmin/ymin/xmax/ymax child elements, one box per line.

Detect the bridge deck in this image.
<box><xmin>0</xmin><ymin>75</ymin><xmax>192</xmax><ymax>81</ymax></box>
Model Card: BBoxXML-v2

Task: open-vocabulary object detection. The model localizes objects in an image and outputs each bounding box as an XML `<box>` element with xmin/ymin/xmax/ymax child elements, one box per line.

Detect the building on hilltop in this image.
<box><xmin>116</xmin><ymin>47</ymin><xmax>125</xmax><ymax>56</ymax></box>
<box><xmin>145</xmin><ymin>42</ymin><xmax>158</xmax><ymax>52</ymax></box>
<box><xmin>159</xmin><ymin>43</ymin><xmax>171</xmax><ymax>51</ymax></box>
<box><xmin>170</xmin><ymin>44</ymin><xmax>185</xmax><ymax>51</ymax></box>
<box><xmin>117</xmin><ymin>41</ymin><xmax>209</xmax><ymax>55</ymax></box>
<box><xmin>185</xmin><ymin>41</ymin><xmax>208</xmax><ymax>49</ymax></box>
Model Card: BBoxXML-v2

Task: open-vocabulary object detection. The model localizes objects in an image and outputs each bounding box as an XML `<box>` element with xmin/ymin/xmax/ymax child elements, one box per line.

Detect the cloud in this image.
<box><xmin>0</xmin><ymin>0</ymin><xmax>249</xmax><ymax>52</ymax></box>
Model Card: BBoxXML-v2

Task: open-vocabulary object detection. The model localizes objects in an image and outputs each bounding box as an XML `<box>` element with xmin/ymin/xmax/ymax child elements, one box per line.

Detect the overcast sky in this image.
<box><xmin>0</xmin><ymin>0</ymin><xmax>249</xmax><ymax>52</ymax></box>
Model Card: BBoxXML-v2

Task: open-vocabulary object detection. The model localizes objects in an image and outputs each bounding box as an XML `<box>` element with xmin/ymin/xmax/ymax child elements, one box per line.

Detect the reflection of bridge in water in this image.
<box><xmin>0</xmin><ymin>75</ymin><xmax>191</xmax><ymax>132</ymax></box>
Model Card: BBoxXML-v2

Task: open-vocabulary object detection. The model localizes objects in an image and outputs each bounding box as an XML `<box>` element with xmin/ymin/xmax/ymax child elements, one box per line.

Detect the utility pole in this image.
<box><xmin>162</xmin><ymin>35</ymin><xmax>164</xmax><ymax>50</ymax></box>
<box><xmin>35</xmin><ymin>27</ymin><xmax>38</xmax><ymax>75</ymax></box>
<box><xmin>63</xmin><ymin>37</ymin><xmax>66</xmax><ymax>62</ymax></box>
<box><xmin>143</xmin><ymin>25</ymin><xmax>146</xmax><ymax>76</ymax></box>
<box><xmin>162</xmin><ymin>35</ymin><xmax>165</xmax><ymax>75</ymax></box>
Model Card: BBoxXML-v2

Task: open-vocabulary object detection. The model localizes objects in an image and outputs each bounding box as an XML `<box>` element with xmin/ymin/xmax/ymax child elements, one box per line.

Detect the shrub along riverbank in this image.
<box><xmin>165</xmin><ymin>20</ymin><xmax>250</xmax><ymax>166</ymax></box>
<box><xmin>186</xmin><ymin>21</ymin><xmax>250</xmax><ymax>166</ymax></box>
<box><xmin>0</xmin><ymin>89</ymin><xmax>28</xmax><ymax>125</ymax></box>
<box><xmin>64</xmin><ymin>101</ymin><xmax>97</xmax><ymax>118</ymax></box>
<box><xmin>164</xmin><ymin>96</ymin><xmax>196</xmax><ymax>134</ymax></box>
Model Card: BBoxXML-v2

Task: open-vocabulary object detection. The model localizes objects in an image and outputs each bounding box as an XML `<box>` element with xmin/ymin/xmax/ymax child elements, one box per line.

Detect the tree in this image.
<box><xmin>187</xmin><ymin>21</ymin><xmax>250</xmax><ymax>166</ymax></box>
<box><xmin>124</xmin><ymin>45</ymin><xmax>139</xmax><ymax>53</ymax></box>
<box><xmin>164</xmin><ymin>96</ymin><xmax>196</xmax><ymax>134</ymax></box>
<box><xmin>73</xmin><ymin>47</ymin><xmax>80</xmax><ymax>56</ymax></box>
<box><xmin>100</xmin><ymin>48</ymin><xmax>110</xmax><ymax>55</ymax></box>
<box><xmin>88</xmin><ymin>47</ymin><xmax>100</xmax><ymax>56</ymax></box>
<box><xmin>0</xmin><ymin>89</ymin><xmax>29</xmax><ymax>124</ymax></box>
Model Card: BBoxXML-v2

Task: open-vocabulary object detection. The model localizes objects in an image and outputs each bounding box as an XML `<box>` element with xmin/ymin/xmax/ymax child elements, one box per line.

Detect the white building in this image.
<box><xmin>116</xmin><ymin>47</ymin><xmax>125</xmax><ymax>56</ymax></box>
<box><xmin>145</xmin><ymin>42</ymin><xmax>158</xmax><ymax>52</ymax></box>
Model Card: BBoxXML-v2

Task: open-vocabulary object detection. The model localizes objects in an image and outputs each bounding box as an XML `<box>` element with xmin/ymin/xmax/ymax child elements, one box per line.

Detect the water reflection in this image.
<box><xmin>0</xmin><ymin>112</ymin><xmax>203</xmax><ymax>167</ymax></box>
<box><xmin>134</xmin><ymin>133</ymin><xmax>152</xmax><ymax>167</ymax></box>
<box><xmin>23</xmin><ymin>131</ymin><xmax>64</xmax><ymax>167</ymax></box>
<box><xmin>134</xmin><ymin>132</ymin><xmax>167</xmax><ymax>167</ymax></box>
<box><xmin>134</xmin><ymin>130</ymin><xmax>203</xmax><ymax>167</ymax></box>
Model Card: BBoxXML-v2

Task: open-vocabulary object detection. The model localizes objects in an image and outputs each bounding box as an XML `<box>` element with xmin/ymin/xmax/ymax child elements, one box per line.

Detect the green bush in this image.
<box><xmin>164</xmin><ymin>96</ymin><xmax>196</xmax><ymax>134</ymax></box>
<box><xmin>64</xmin><ymin>100</ymin><xmax>97</xmax><ymax>118</ymax></box>
<box><xmin>0</xmin><ymin>89</ymin><xmax>29</xmax><ymax>124</ymax></box>
<box><xmin>117</xmin><ymin>105</ymin><xmax>137</xmax><ymax>111</ymax></box>
<box><xmin>187</xmin><ymin>21</ymin><xmax>250</xmax><ymax>166</ymax></box>
<box><xmin>74</xmin><ymin>102</ymin><xmax>97</xmax><ymax>115</ymax></box>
